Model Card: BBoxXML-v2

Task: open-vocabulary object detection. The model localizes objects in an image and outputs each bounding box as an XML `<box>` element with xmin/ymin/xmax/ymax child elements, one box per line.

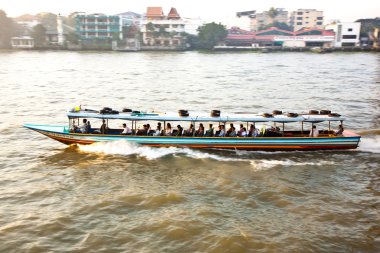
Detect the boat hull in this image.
<box><xmin>24</xmin><ymin>124</ymin><xmax>361</xmax><ymax>151</ymax></box>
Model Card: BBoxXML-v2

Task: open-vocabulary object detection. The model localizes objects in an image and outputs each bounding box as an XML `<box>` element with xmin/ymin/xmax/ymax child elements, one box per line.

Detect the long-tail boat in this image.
<box><xmin>23</xmin><ymin>108</ymin><xmax>361</xmax><ymax>151</ymax></box>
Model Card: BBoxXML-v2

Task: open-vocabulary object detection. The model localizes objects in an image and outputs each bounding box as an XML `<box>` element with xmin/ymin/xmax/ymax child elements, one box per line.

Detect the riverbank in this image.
<box><xmin>2</xmin><ymin>45</ymin><xmax>380</xmax><ymax>53</ymax></box>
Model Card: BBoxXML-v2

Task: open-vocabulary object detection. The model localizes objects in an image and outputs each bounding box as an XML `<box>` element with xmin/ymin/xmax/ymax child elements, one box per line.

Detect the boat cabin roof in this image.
<box><xmin>67</xmin><ymin>110</ymin><xmax>344</xmax><ymax>123</ymax></box>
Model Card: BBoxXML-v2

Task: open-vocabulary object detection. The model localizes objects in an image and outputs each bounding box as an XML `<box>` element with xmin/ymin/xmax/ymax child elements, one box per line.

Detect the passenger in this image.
<box><xmin>237</xmin><ymin>124</ymin><xmax>244</xmax><ymax>136</ymax></box>
<box><xmin>228</xmin><ymin>126</ymin><xmax>237</xmax><ymax>137</ymax></box>
<box><xmin>146</xmin><ymin>124</ymin><xmax>153</xmax><ymax>135</ymax></box>
<box><xmin>136</xmin><ymin>125</ymin><xmax>146</xmax><ymax>135</ymax></box>
<box><xmin>79</xmin><ymin>119</ymin><xmax>88</xmax><ymax>133</ymax></box>
<box><xmin>240</xmin><ymin>127</ymin><xmax>247</xmax><ymax>137</ymax></box>
<box><xmin>218</xmin><ymin>125</ymin><xmax>225</xmax><ymax>137</ymax></box>
<box><xmin>248</xmin><ymin>124</ymin><xmax>255</xmax><ymax>137</ymax></box>
<box><xmin>204</xmin><ymin>124</ymin><xmax>214</xmax><ymax>137</ymax></box>
<box><xmin>176</xmin><ymin>125</ymin><xmax>183</xmax><ymax>136</ymax></box>
<box><xmin>86</xmin><ymin>121</ymin><xmax>91</xmax><ymax>133</ymax></box>
<box><xmin>185</xmin><ymin>124</ymin><xmax>195</xmax><ymax>136</ymax></box>
<box><xmin>309</xmin><ymin>125</ymin><xmax>319</xmax><ymax>137</ymax></box>
<box><xmin>165</xmin><ymin>123</ymin><xmax>172</xmax><ymax>136</ymax></box>
<box><xmin>226</xmin><ymin>123</ymin><xmax>234</xmax><ymax>136</ymax></box>
<box><xmin>153</xmin><ymin>123</ymin><xmax>162</xmax><ymax>136</ymax></box>
<box><xmin>335</xmin><ymin>124</ymin><xmax>344</xmax><ymax>135</ymax></box>
<box><xmin>196</xmin><ymin>123</ymin><xmax>204</xmax><ymax>137</ymax></box>
<box><xmin>260</xmin><ymin>125</ymin><xmax>267</xmax><ymax>137</ymax></box>
<box><xmin>100</xmin><ymin>119</ymin><xmax>107</xmax><ymax>134</ymax></box>
<box><xmin>121</xmin><ymin>123</ymin><xmax>132</xmax><ymax>135</ymax></box>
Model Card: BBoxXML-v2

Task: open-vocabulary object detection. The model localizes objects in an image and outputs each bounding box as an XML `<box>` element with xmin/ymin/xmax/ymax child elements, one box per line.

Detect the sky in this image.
<box><xmin>1</xmin><ymin>0</ymin><xmax>379</xmax><ymax>29</ymax></box>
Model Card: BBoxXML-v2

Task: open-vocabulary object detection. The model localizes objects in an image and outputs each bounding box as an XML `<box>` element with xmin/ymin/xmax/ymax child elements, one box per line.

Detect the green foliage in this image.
<box><xmin>259</xmin><ymin>21</ymin><xmax>292</xmax><ymax>31</ymax></box>
<box><xmin>122</xmin><ymin>25</ymin><xmax>139</xmax><ymax>38</ymax></box>
<box><xmin>66</xmin><ymin>31</ymin><xmax>79</xmax><ymax>44</ymax></box>
<box><xmin>146</xmin><ymin>22</ymin><xmax>155</xmax><ymax>32</ymax></box>
<box><xmin>31</xmin><ymin>24</ymin><xmax>47</xmax><ymax>46</ymax></box>
<box><xmin>268</xmin><ymin>7</ymin><xmax>279</xmax><ymax>19</ymax></box>
<box><xmin>197</xmin><ymin>22</ymin><xmax>227</xmax><ymax>49</ymax></box>
<box><xmin>183</xmin><ymin>33</ymin><xmax>199</xmax><ymax>49</ymax></box>
<box><xmin>0</xmin><ymin>10</ymin><xmax>13</xmax><ymax>48</ymax></box>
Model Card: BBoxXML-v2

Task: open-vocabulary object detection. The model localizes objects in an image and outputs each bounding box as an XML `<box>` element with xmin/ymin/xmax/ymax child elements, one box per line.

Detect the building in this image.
<box><xmin>117</xmin><ymin>11</ymin><xmax>142</xmax><ymax>27</ymax></box>
<box><xmin>75</xmin><ymin>13</ymin><xmax>120</xmax><ymax>40</ymax></box>
<box><xmin>369</xmin><ymin>28</ymin><xmax>379</xmax><ymax>48</ymax></box>
<box><xmin>222</xmin><ymin>26</ymin><xmax>334</xmax><ymax>48</ymax></box>
<box><xmin>325</xmin><ymin>22</ymin><xmax>361</xmax><ymax>47</ymax></box>
<box><xmin>249</xmin><ymin>8</ymin><xmax>288</xmax><ymax>32</ymax></box>
<box><xmin>289</xmin><ymin>9</ymin><xmax>324</xmax><ymax>31</ymax></box>
<box><xmin>140</xmin><ymin>7</ymin><xmax>186</xmax><ymax>49</ymax></box>
<box><xmin>11</xmin><ymin>36</ymin><xmax>34</xmax><ymax>49</ymax></box>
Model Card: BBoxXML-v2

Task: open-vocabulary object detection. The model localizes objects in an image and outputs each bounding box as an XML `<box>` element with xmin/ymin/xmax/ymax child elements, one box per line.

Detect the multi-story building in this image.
<box><xmin>141</xmin><ymin>7</ymin><xmax>186</xmax><ymax>49</ymax></box>
<box><xmin>325</xmin><ymin>22</ymin><xmax>361</xmax><ymax>47</ymax></box>
<box><xmin>75</xmin><ymin>13</ymin><xmax>120</xmax><ymax>40</ymax></box>
<box><xmin>249</xmin><ymin>8</ymin><xmax>288</xmax><ymax>32</ymax></box>
<box><xmin>289</xmin><ymin>9</ymin><xmax>324</xmax><ymax>31</ymax></box>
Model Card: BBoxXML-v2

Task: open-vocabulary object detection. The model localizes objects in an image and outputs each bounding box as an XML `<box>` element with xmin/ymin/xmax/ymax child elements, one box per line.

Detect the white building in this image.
<box><xmin>141</xmin><ymin>7</ymin><xmax>186</xmax><ymax>48</ymax></box>
<box><xmin>325</xmin><ymin>22</ymin><xmax>361</xmax><ymax>47</ymax></box>
<box><xmin>11</xmin><ymin>36</ymin><xmax>34</xmax><ymax>49</ymax></box>
<box><xmin>289</xmin><ymin>9</ymin><xmax>324</xmax><ymax>31</ymax></box>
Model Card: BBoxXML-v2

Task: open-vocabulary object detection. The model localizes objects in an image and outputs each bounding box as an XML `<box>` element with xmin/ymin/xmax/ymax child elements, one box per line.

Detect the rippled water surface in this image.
<box><xmin>0</xmin><ymin>50</ymin><xmax>379</xmax><ymax>252</ymax></box>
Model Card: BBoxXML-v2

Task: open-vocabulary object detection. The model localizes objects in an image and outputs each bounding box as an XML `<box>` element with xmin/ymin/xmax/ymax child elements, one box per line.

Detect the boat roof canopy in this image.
<box><xmin>67</xmin><ymin>111</ymin><xmax>345</xmax><ymax>123</ymax></box>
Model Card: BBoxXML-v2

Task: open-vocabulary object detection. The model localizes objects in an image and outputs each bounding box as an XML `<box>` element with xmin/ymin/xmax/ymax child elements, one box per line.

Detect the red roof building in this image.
<box><xmin>224</xmin><ymin>26</ymin><xmax>335</xmax><ymax>47</ymax></box>
<box><xmin>146</xmin><ymin>7</ymin><xmax>164</xmax><ymax>20</ymax></box>
<box><xmin>167</xmin><ymin>8</ymin><xmax>180</xmax><ymax>20</ymax></box>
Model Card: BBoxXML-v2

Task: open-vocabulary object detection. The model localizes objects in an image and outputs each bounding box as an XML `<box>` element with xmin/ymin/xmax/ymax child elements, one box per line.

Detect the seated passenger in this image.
<box><xmin>196</xmin><ymin>123</ymin><xmax>204</xmax><ymax>137</ymax></box>
<box><xmin>240</xmin><ymin>127</ymin><xmax>247</xmax><ymax>137</ymax></box>
<box><xmin>185</xmin><ymin>124</ymin><xmax>195</xmax><ymax>136</ymax></box>
<box><xmin>121</xmin><ymin>123</ymin><xmax>132</xmax><ymax>135</ymax></box>
<box><xmin>165</xmin><ymin>123</ymin><xmax>172</xmax><ymax>136</ymax></box>
<box><xmin>146</xmin><ymin>124</ymin><xmax>151</xmax><ymax>135</ymax></box>
<box><xmin>153</xmin><ymin>123</ymin><xmax>162</xmax><ymax>136</ymax></box>
<box><xmin>237</xmin><ymin>124</ymin><xmax>244</xmax><ymax>137</ymax></box>
<box><xmin>228</xmin><ymin>126</ymin><xmax>237</xmax><ymax>137</ymax></box>
<box><xmin>79</xmin><ymin>119</ymin><xmax>88</xmax><ymax>133</ymax></box>
<box><xmin>218</xmin><ymin>125</ymin><xmax>225</xmax><ymax>137</ymax></box>
<box><xmin>309</xmin><ymin>125</ymin><xmax>319</xmax><ymax>137</ymax></box>
<box><xmin>100</xmin><ymin>119</ymin><xmax>107</xmax><ymax>134</ymax></box>
<box><xmin>204</xmin><ymin>124</ymin><xmax>214</xmax><ymax>137</ymax></box>
<box><xmin>335</xmin><ymin>124</ymin><xmax>344</xmax><ymax>135</ymax></box>
<box><xmin>176</xmin><ymin>125</ymin><xmax>183</xmax><ymax>136</ymax></box>
<box><xmin>86</xmin><ymin>121</ymin><xmax>91</xmax><ymax>133</ymax></box>
<box><xmin>226</xmin><ymin>123</ymin><xmax>234</xmax><ymax>136</ymax></box>
<box><xmin>260</xmin><ymin>125</ymin><xmax>267</xmax><ymax>137</ymax></box>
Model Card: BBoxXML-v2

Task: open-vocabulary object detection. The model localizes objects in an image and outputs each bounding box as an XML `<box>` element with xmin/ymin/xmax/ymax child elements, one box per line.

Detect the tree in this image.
<box><xmin>66</xmin><ymin>31</ymin><xmax>79</xmax><ymax>44</ymax></box>
<box><xmin>31</xmin><ymin>24</ymin><xmax>47</xmax><ymax>46</ymax></box>
<box><xmin>259</xmin><ymin>21</ymin><xmax>292</xmax><ymax>31</ymax></box>
<box><xmin>197</xmin><ymin>22</ymin><xmax>227</xmax><ymax>49</ymax></box>
<box><xmin>0</xmin><ymin>10</ymin><xmax>13</xmax><ymax>48</ymax></box>
<box><xmin>268</xmin><ymin>7</ymin><xmax>279</xmax><ymax>21</ymax></box>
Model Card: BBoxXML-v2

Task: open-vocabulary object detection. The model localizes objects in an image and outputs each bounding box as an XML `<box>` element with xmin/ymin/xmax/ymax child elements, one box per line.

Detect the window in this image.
<box><xmin>348</xmin><ymin>28</ymin><xmax>353</xmax><ymax>32</ymax></box>
<box><xmin>317</xmin><ymin>17</ymin><xmax>323</xmax><ymax>20</ymax></box>
<box><xmin>297</xmin><ymin>22</ymin><xmax>302</xmax><ymax>25</ymax></box>
<box><xmin>317</xmin><ymin>22</ymin><xmax>323</xmax><ymax>25</ymax></box>
<box><xmin>342</xmin><ymin>35</ymin><xmax>357</xmax><ymax>39</ymax></box>
<box><xmin>297</xmin><ymin>12</ymin><xmax>303</xmax><ymax>15</ymax></box>
<box><xmin>297</xmin><ymin>17</ymin><xmax>303</xmax><ymax>20</ymax></box>
<box><xmin>342</xmin><ymin>42</ymin><xmax>355</xmax><ymax>47</ymax></box>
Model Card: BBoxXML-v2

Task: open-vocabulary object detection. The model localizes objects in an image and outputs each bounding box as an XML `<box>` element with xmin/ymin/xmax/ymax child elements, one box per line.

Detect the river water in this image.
<box><xmin>0</xmin><ymin>50</ymin><xmax>379</xmax><ymax>252</ymax></box>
